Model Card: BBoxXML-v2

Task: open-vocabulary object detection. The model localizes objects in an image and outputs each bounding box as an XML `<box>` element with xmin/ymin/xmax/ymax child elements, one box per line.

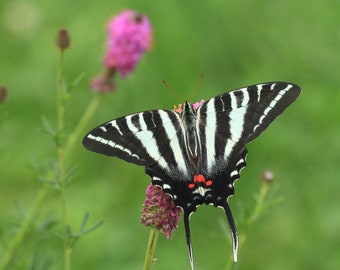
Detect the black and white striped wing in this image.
<box><xmin>197</xmin><ymin>82</ymin><xmax>301</xmax><ymax>181</ymax></box>
<box><xmin>83</xmin><ymin>109</ymin><xmax>196</xmax><ymax>180</ymax></box>
<box><xmin>192</xmin><ymin>82</ymin><xmax>300</xmax><ymax>214</ymax></box>
<box><xmin>179</xmin><ymin>82</ymin><xmax>300</xmax><ymax>263</ymax></box>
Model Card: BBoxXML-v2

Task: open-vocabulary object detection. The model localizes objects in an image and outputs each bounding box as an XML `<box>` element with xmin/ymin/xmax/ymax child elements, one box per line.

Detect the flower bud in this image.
<box><xmin>0</xmin><ymin>86</ymin><xmax>7</xmax><ymax>103</ymax></box>
<box><xmin>55</xmin><ymin>29</ymin><xmax>70</xmax><ymax>50</ymax></box>
<box><xmin>261</xmin><ymin>170</ymin><xmax>275</xmax><ymax>184</ymax></box>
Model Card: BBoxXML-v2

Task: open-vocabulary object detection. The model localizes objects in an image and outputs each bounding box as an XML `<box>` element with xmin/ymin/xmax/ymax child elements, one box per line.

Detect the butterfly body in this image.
<box><xmin>83</xmin><ymin>82</ymin><xmax>301</xmax><ymax>269</ymax></box>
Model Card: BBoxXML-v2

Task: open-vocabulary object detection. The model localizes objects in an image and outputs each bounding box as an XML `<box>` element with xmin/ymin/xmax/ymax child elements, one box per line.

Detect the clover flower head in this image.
<box><xmin>104</xmin><ymin>10</ymin><xmax>153</xmax><ymax>77</ymax></box>
<box><xmin>91</xmin><ymin>10</ymin><xmax>153</xmax><ymax>93</ymax></box>
<box><xmin>141</xmin><ymin>184</ymin><xmax>182</xmax><ymax>239</ymax></box>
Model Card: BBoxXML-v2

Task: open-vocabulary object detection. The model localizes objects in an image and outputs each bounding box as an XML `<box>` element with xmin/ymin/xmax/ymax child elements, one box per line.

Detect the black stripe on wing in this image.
<box><xmin>228</xmin><ymin>82</ymin><xmax>301</xmax><ymax>143</ymax></box>
<box><xmin>82</xmin><ymin>110</ymin><xmax>182</xmax><ymax>168</ymax></box>
<box><xmin>197</xmin><ymin>82</ymin><xmax>300</xmax><ymax>175</ymax></box>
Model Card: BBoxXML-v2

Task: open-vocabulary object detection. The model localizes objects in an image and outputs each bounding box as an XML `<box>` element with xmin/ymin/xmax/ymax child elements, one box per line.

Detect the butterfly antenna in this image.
<box><xmin>222</xmin><ymin>202</ymin><xmax>238</xmax><ymax>262</ymax></box>
<box><xmin>183</xmin><ymin>210</ymin><xmax>195</xmax><ymax>270</ymax></box>
<box><xmin>162</xmin><ymin>80</ymin><xmax>184</xmax><ymax>103</ymax></box>
<box><xmin>187</xmin><ymin>74</ymin><xmax>204</xmax><ymax>101</ymax></box>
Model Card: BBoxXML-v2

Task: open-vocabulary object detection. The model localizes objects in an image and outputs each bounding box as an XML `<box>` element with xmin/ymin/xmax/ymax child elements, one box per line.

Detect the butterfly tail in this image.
<box><xmin>183</xmin><ymin>210</ymin><xmax>195</xmax><ymax>270</ymax></box>
<box><xmin>222</xmin><ymin>202</ymin><xmax>238</xmax><ymax>262</ymax></box>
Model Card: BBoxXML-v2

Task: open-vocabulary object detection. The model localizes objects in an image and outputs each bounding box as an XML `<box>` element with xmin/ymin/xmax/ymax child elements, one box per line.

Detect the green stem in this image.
<box><xmin>0</xmin><ymin>187</ymin><xmax>49</xmax><ymax>270</ymax></box>
<box><xmin>247</xmin><ymin>182</ymin><xmax>269</xmax><ymax>226</ymax></box>
<box><xmin>143</xmin><ymin>229</ymin><xmax>159</xmax><ymax>270</ymax></box>
<box><xmin>64</xmin><ymin>94</ymin><xmax>102</xmax><ymax>160</ymax></box>
<box><xmin>225</xmin><ymin>181</ymin><xmax>271</xmax><ymax>270</ymax></box>
<box><xmin>56</xmin><ymin>49</ymin><xmax>71</xmax><ymax>270</ymax></box>
<box><xmin>57</xmin><ymin>51</ymin><xmax>65</xmax><ymax>140</ymax></box>
<box><xmin>60</xmin><ymin>159</ymin><xmax>70</xmax><ymax>270</ymax></box>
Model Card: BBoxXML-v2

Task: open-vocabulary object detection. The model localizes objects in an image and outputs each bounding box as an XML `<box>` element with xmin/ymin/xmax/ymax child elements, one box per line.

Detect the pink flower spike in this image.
<box><xmin>104</xmin><ymin>10</ymin><xmax>153</xmax><ymax>77</ymax></box>
<box><xmin>141</xmin><ymin>184</ymin><xmax>182</xmax><ymax>239</ymax></box>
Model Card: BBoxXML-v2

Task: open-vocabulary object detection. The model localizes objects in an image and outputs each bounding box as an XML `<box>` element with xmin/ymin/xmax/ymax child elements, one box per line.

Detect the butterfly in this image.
<box><xmin>82</xmin><ymin>82</ymin><xmax>301</xmax><ymax>269</ymax></box>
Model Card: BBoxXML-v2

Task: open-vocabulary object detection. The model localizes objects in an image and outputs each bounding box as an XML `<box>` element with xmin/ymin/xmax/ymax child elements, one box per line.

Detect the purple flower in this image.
<box><xmin>105</xmin><ymin>10</ymin><xmax>153</xmax><ymax>76</ymax></box>
<box><xmin>192</xmin><ymin>99</ymin><xmax>204</xmax><ymax>110</ymax></box>
<box><xmin>141</xmin><ymin>184</ymin><xmax>182</xmax><ymax>239</ymax></box>
<box><xmin>91</xmin><ymin>10</ymin><xmax>153</xmax><ymax>93</ymax></box>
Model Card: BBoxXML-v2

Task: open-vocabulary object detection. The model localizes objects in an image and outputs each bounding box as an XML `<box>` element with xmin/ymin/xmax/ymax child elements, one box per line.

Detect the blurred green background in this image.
<box><xmin>0</xmin><ymin>0</ymin><xmax>339</xmax><ymax>269</ymax></box>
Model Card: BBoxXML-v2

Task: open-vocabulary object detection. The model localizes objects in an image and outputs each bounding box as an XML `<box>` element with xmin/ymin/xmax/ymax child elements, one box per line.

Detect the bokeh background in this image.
<box><xmin>0</xmin><ymin>1</ymin><xmax>339</xmax><ymax>269</ymax></box>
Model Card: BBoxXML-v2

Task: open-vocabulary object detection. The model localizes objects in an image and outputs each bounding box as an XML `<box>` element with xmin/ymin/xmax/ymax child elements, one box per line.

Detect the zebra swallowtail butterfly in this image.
<box><xmin>82</xmin><ymin>82</ymin><xmax>300</xmax><ymax>269</ymax></box>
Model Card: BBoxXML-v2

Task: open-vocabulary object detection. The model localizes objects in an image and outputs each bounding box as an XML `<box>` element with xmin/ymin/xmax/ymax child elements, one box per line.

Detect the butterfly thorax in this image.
<box><xmin>181</xmin><ymin>101</ymin><xmax>201</xmax><ymax>169</ymax></box>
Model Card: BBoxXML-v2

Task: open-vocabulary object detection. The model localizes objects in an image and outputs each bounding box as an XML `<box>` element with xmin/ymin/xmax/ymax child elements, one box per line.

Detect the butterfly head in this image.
<box><xmin>174</xmin><ymin>100</ymin><xmax>204</xmax><ymax>115</ymax></box>
<box><xmin>181</xmin><ymin>101</ymin><xmax>195</xmax><ymax>115</ymax></box>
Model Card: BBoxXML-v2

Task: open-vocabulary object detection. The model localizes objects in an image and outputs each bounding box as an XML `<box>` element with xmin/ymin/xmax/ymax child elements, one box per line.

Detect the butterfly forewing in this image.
<box><xmin>83</xmin><ymin>109</ymin><xmax>197</xmax><ymax>180</ymax></box>
<box><xmin>196</xmin><ymin>82</ymin><xmax>300</xmax><ymax>178</ymax></box>
<box><xmin>241</xmin><ymin>82</ymin><xmax>300</xmax><ymax>142</ymax></box>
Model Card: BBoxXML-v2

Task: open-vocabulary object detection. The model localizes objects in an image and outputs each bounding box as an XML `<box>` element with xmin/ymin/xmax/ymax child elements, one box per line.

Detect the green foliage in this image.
<box><xmin>1</xmin><ymin>0</ymin><xmax>339</xmax><ymax>269</ymax></box>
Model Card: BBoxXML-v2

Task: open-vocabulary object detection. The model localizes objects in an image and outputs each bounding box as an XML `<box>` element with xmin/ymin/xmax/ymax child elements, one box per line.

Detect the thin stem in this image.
<box><xmin>247</xmin><ymin>182</ymin><xmax>270</xmax><ymax>226</ymax></box>
<box><xmin>225</xmin><ymin>181</ymin><xmax>272</xmax><ymax>270</ymax></box>
<box><xmin>57</xmin><ymin>51</ymin><xmax>64</xmax><ymax>139</ymax></box>
<box><xmin>143</xmin><ymin>229</ymin><xmax>159</xmax><ymax>270</ymax></box>
<box><xmin>56</xmin><ymin>49</ymin><xmax>71</xmax><ymax>270</ymax></box>
<box><xmin>0</xmin><ymin>187</ymin><xmax>49</xmax><ymax>270</ymax></box>
<box><xmin>64</xmin><ymin>94</ymin><xmax>102</xmax><ymax>160</ymax></box>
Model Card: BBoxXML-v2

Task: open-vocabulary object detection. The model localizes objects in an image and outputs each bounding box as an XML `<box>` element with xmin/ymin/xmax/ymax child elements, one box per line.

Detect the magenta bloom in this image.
<box><xmin>141</xmin><ymin>184</ymin><xmax>182</xmax><ymax>239</ymax></box>
<box><xmin>192</xmin><ymin>99</ymin><xmax>205</xmax><ymax>110</ymax></box>
<box><xmin>91</xmin><ymin>10</ymin><xmax>153</xmax><ymax>92</ymax></box>
<box><xmin>105</xmin><ymin>10</ymin><xmax>153</xmax><ymax>76</ymax></box>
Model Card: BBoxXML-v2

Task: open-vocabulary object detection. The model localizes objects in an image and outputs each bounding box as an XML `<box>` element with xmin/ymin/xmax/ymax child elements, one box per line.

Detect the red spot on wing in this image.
<box><xmin>188</xmin><ymin>183</ymin><xmax>195</xmax><ymax>189</ymax></box>
<box><xmin>205</xmin><ymin>180</ymin><xmax>212</xmax><ymax>186</ymax></box>
<box><xmin>196</xmin><ymin>174</ymin><xmax>205</xmax><ymax>183</ymax></box>
<box><xmin>189</xmin><ymin>174</ymin><xmax>213</xmax><ymax>189</ymax></box>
